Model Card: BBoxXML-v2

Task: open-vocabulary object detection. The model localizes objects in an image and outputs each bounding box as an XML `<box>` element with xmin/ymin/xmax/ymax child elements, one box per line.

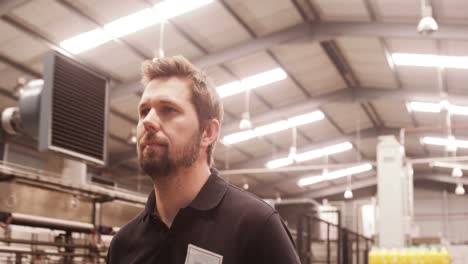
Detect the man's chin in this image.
<box><xmin>140</xmin><ymin>158</ymin><xmax>171</xmax><ymax>180</ymax></box>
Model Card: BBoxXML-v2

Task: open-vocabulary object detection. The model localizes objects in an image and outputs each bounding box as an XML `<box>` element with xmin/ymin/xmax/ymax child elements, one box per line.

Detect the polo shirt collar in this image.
<box><xmin>189</xmin><ymin>168</ymin><xmax>228</xmax><ymax>211</ymax></box>
<box><xmin>144</xmin><ymin>168</ymin><xmax>228</xmax><ymax>217</ymax></box>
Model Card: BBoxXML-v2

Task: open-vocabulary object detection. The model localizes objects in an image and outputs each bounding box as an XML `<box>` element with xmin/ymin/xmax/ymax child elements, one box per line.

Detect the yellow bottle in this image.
<box><xmin>369</xmin><ymin>248</ymin><xmax>377</xmax><ymax>264</ymax></box>
<box><xmin>440</xmin><ymin>248</ymin><xmax>451</xmax><ymax>264</ymax></box>
<box><xmin>397</xmin><ymin>248</ymin><xmax>406</xmax><ymax>264</ymax></box>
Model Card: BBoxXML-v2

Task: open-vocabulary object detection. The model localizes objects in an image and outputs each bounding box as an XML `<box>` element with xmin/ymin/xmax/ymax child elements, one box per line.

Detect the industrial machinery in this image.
<box><xmin>0</xmin><ymin>51</ymin><xmax>142</xmax><ymax>263</ymax></box>
<box><xmin>1</xmin><ymin>51</ymin><xmax>109</xmax><ymax>166</ymax></box>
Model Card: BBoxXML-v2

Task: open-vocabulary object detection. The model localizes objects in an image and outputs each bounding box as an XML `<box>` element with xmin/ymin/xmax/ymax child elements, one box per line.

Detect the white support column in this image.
<box><xmin>377</xmin><ymin>135</ymin><xmax>408</xmax><ymax>248</ymax></box>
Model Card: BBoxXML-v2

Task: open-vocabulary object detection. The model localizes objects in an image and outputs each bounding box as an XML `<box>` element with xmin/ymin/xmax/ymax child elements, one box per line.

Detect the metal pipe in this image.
<box><xmin>274</xmin><ymin>198</ymin><xmax>321</xmax><ymax>207</ymax></box>
<box><xmin>410</xmin><ymin>155</ymin><xmax>468</xmax><ymax>164</ymax></box>
<box><xmin>306</xmin><ymin>215</ymin><xmax>311</xmax><ymax>264</ymax></box>
<box><xmin>337</xmin><ymin>211</ymin><xmax>342</xmax><ymax>264</ymax></box>
<box><xmin>296</xmin><ymin>215</ymin><xmax>304</xmax><ymax>262</ymax></box>
<box><xmin>0</xmin><ymin>249</ymin><xmax>101</xmax><ymax>258</ymax></box>
<box><xmin>327</xmin><ymin>223</ymin><xmax>331</xmax><ymax>264</ymax></box>
<box><xmin>365</xmin><ymin>239</ymin><xmax>369</xmax><ymax>264</ymax></box>
<box><xmin>0</xmin><ymin>238</ymin><xmax>94</xmax><ymax>249</ymax></box>
<box><xmin>11</xmin><ymin>213</ymin><xmax>94</xmax><ymax>233</ymax></box>
<box><xmin>0</xmin><ymin>161</ymin><xmax>146</xmax><ymax>204</ymax></box>
<box><xmin>220</xmin><ymin>161</ymin><xmax>376</xmax><ymax>175</ymax></box>
<box><xmin>356</xmin><ymin>235</ymin><xmax>359</xmax><ymax>264</ymax></box>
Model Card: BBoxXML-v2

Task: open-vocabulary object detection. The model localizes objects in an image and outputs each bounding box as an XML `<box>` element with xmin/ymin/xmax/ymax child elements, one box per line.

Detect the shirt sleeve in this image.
<box><xmin>247</xmin><ymin>212</ymin><xmax>302</xmax><ymax>264</ymax></box>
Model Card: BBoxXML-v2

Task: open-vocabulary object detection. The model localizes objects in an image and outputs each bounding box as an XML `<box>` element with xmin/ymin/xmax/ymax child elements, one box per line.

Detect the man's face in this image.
<box><xmin>136</xmin><ymin>77</ymin><xmax>202</xmax><ymax>180</ymax></box>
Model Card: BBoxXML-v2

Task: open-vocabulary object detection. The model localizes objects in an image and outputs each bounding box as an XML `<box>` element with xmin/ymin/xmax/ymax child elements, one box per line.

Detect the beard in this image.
<box><xmin>138</xmin><ymin>130</ymin><xmax>201</xmax><ymax>181</ymax></box>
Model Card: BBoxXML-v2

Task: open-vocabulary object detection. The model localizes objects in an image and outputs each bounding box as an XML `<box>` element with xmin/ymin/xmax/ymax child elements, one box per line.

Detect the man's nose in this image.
<box><xmin>142</xmin><ymin>109</ymin><xmax>161</xmax><ymax>133</ymax></box>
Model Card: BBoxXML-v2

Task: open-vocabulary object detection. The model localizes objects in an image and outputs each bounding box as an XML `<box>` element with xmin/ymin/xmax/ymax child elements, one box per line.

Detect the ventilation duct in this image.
<box><xmin>1</xmin><ymin>51</ymin><xmax>109</xmax><ymax>165</ymax></box>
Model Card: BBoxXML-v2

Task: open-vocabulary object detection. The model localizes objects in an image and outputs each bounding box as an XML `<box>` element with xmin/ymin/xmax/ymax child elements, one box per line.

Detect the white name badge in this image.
<box><xmin>184</xmin><ymin>244</ymin><xmax>223</xmax><ymax>264</ymax></box>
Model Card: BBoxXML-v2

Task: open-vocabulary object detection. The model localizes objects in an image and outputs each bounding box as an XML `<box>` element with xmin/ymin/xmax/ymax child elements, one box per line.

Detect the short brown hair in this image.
<box><xmin>141</xmin><ymin>56</ymin><xmax>223</xmax><ymax>166</ymax></box>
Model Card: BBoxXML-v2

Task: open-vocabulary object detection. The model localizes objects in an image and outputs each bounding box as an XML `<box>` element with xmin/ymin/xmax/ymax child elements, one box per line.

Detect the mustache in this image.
<box><xmin>141</xmin><ymin>133</ymin><xmax>168</xmax><ymax>146</ymax></box>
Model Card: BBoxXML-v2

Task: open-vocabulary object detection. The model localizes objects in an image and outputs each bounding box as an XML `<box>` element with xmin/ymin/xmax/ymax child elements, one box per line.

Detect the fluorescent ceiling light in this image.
<box><xmin>216</xmin><ymin>68</ymin><xmax>287</xmax><ymax>98</ymax></box>
<box><xmin>222</xmin><ymin>110</ymin><xmax>324</xmax><ymax>145</ymax></box>
<box><xmin>447</xmin><ymin>104</ymin><xmax>468</xmax><ymax>116</ymax></box>
<box><xmin>407</xmin><ymin>101</ymin><xmax>441</xmax><ymax>113</ymax></box>
<box><xmin>60</xmin><ymin>0</ymin><xmax>213</xmax><ymax>54</ymax></box>
<box><xmin>254</xmin><ymin>120</ymin><xmax>290</xmax><ymax>137</ymax></box>
<box><xmin>288</xmin><ymin>111</ymin><xmax>325</xmax><ymax>127</ymax></box>
<box><xmin>265</xmin><ymin>157</ymin><xmax>294</xmax><ymax>169</ymax></box>
<box><xmin>297</xmin><ymin>163</ymin><xmax>373</xmax><ymax>187</ymax></box>
<box><xmin>60</xmin><ymin>29</ymin><xmax>111</xmax><ymax>54</ymax></box>
<box><xmin>104</xmin><ymin>9</ymin><xmax>157</xmax><ymax>38</ymax></box>
<box><xmin>322</xmin><ymin>142</ymin><xmax>353</xmax><ymax>155</ymax></box>
<box><xmin>407</xmin><ymin>101</ymin><xmax>468</xmax><ymax>115</ymax></box>
<box><xmin>421</xmin><ymin>136</ymin><xmax>468</xmax><ymax>149</ymax></box>
<box><xmin>266</xmin><ymin>142</ymin><xmax>353</xmax><ymax>169</ymax></box>
<box><xmin>392</xmin><ymin>53</ymin><xmax>468</xmax><ymax>69</ymax></box>
<box><xmin>222</xmin><ymin>130</ymin><xmax>256</xmax><ymax>145</ymax></box>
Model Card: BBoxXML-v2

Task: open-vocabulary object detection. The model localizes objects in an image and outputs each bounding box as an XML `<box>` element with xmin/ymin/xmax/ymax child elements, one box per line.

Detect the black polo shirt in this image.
<box><xmin>107</xmin><ymin>169</ymin><xmax>301</xmax><ymax>264</ymax></box>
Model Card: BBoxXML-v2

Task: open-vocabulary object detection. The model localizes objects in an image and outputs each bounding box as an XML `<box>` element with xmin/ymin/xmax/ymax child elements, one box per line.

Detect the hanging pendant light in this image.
<box><xmin>239</xmin><ymin>88</ymin><xmax>252</xmax><ymax>130</ymax></box>
<box><xmin>455</xmin><ymin>183</ymin><xmax>465</xmax><ymax>195</ymax></box>
<box><xmin>417</xmin><ymin>0</ymin><xmax>438</xmax><ymax>35</ymax></box>
<box><xmin>344</xmin><ymin>188</ymin><xmax>354</xmax><ymax>199</ymax></box>
<box><xmin>452</xmin><ymin>167</ymin><xmax>463</xmax><ymax>178</ymax></box>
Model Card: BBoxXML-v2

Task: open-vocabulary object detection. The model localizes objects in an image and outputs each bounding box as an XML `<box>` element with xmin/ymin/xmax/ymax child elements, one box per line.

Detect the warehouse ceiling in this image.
<box><xmin>2</xmin><ymin>0</ymin><xmax>468</xmax><ymax>199</ymax></box>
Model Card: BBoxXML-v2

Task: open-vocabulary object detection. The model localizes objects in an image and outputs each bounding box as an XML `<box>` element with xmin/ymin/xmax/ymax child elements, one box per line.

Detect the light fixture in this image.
<box><xmin>216</xmin><ymin>68</ymin><xmax>287</xmax><ymax>98</ymax></box>
<box><xmin>344</xmin><ymin>173</ymin><xmax>354</xmax><ymax>199</ymax></box>
<box><xmin>447</xmin><ymin>104</ymin><xmax>468</xmax><ymax>116</ymax></box>
<box><xmin>288</xmin><ymin>127</ymin><xmax>297</xmax><ymax>160</ymax></box>
<box><xmin>275</xmin><ymin>192</ymin><xmax>282</xmax><ymax>202</ymax></box>
<box><xmin>297</xmin><ymin>163</ymin><xmax>373</xmax><ymax>187</ymax></box>
<box><xmin>455</xmin><ymin>183</ymin><xmax>465</xmax><ymax>195</ymax></box>
<box><xmin>446</xmin><ymin>135</ymin><xmax>458</xmax><ymax>152</ymax></box>
<box><xmin>242</xmin><ymin>178</ymin><xmax>249</xmax><ymax>190</ymax></box>
<box><xmin>407</xmin><ymin>101</ymin><xmax>441</xmax><ymax>113</ymax></box>
<box><xmin>421</xmin><ymin>136</ymin><xmax>468</xmax><ymax>149</ymax></box>
<box><xmin>288</xmin><ymin>111</ymin><xmax>325</xmax><ymax>127</ymax></box>
<box><xmin>288</xmin><ymin>146</ymin><xmax>297</xmax><ymax>160</ymax></box>
<box><xmin>344</xmin><ymin>188</ymin><xmax>354</xmax><ymax>199</ymax></box>
<box><xmin>452</xmin><ymin>167</ymin><xmax>463</xmax><ymax>178</ymax></box>
<box><xmin>392</xmin><ymin>53</ymin><xmax>468</xmax><ymax>69</ymax></box>
<box><xmin>222</xmin><ymin>130</ymin><xmax>256</xmax><ymax>145</ymax></box>
<box><xmin>407</xmin><ymin>100</ymin><xmax>468</xmax><ymax>115</ymax></box>
<box><xmin>60</xmin><ymin>0</ymin><xmax>214</xmax><ymax>54</ymax></box>
<box><xmin>239</xmin><ymin>112</ymin><xmax>252</xmax><ymax>130</ymax></box>
<box><xmin>266</xmin><ymin>157</ymin><xmax>294</xmax><ymax>169</ymax></box>
<box><xmin>127</xmin><ymin>128</ymin><xmax>137</xmax><ymax>145</ymax></box>
<box><xmin>239</xmin><ymin>89</ymin><xmax>252</xmax><ymax>130</ymax></box>
<box><xmin>266</xmin><ymin>142</ymin><xmax>353</xmax><ymax>169</ymax></box>
<box><xmin>417</xmin><ymin>0</ymin><xmax>438</xmax><ymax>35</ymax></box>
<box><xmin>223</xmin><ymin>110</ymin><xmax>324</xmax><ymax>145</ymax></box>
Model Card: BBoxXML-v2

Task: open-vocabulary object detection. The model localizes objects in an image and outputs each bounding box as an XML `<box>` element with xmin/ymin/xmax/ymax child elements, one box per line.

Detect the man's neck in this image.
<box><xmin>153</xmin><ymin>160</ymin><xmax>211</xmax><ymax>228</ymax></box>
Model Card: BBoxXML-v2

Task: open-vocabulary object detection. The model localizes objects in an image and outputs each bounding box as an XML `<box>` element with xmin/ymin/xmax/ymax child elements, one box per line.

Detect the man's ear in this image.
<box><xmin>201</xmin><ymin>119</ymin><xmax>220</xmax><ymax>147</ymax></box>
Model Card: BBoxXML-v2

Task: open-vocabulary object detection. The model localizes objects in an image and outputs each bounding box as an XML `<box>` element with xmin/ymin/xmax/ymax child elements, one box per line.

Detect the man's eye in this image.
<box><xmin>140</xmin><ymin>108</ymin><xmax>149</xmax><ymax>117</ymax></box>
<box><xmin>161</xmin><ymin>106</ymin><xmax>176</xmax><ymax>114</ymax></box>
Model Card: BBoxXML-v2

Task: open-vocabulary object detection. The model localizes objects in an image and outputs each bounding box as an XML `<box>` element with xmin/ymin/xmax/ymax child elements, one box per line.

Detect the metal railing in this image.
<box><xmin>295</xmin><ymin>210</ymin><xmax>373</xmax><ymax>264</ymax></box>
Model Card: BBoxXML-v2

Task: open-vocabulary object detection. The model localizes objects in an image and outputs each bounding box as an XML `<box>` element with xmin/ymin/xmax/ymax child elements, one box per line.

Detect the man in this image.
<box><xmin>107</xmin><ymin>56</ymin><xmax>301</xmax><ymax>264</ymax></box>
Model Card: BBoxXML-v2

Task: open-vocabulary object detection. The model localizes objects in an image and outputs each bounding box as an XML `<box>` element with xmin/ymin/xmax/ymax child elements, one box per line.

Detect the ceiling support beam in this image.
<box><xmin>0</xmin><ymin>0</ymin><xmax>30</xmax><ymax>17</ymax></box>
<box><xmin>1</xmin><ymin>14</ymin><xmax>123</xmax><ymax>83</ymax></box>
<box><xmin>287</xmin><ymin>173</ymin><xmax>467</xmax><ymax>199</ymax></box>
<box><xmin>111</xmin><ymin>20</ymin><xmax>468</xmax><ymax>99</ymax></box>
